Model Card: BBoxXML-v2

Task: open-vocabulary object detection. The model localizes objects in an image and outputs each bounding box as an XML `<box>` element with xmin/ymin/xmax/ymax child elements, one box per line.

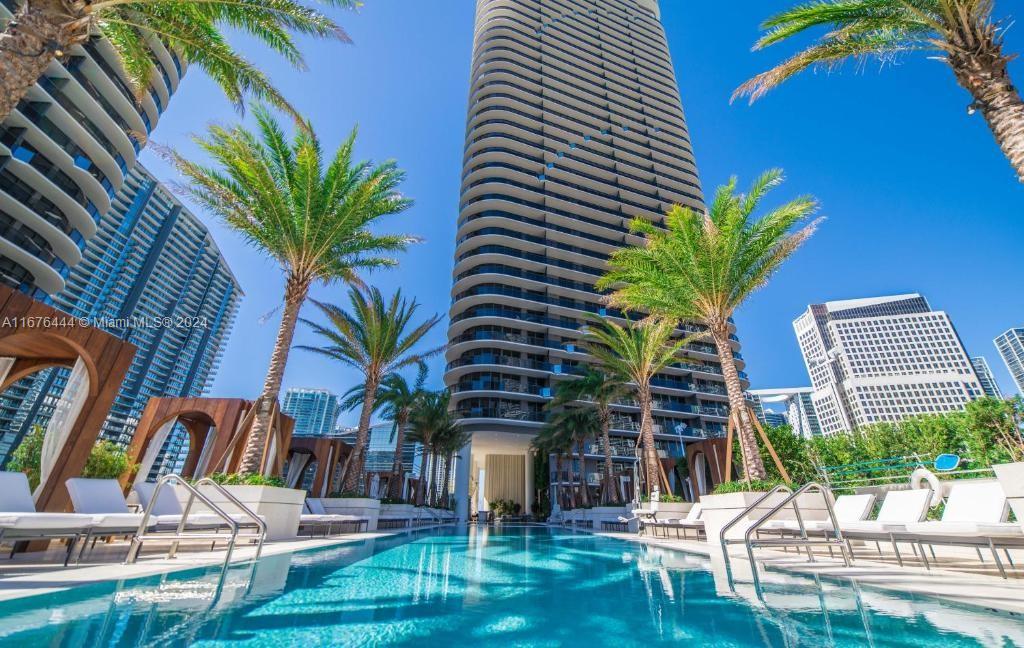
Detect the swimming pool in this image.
<box><xmin>0</xmin><ymin>526</ymin><xmax>1020</xmax><ymax>646</ymax></box>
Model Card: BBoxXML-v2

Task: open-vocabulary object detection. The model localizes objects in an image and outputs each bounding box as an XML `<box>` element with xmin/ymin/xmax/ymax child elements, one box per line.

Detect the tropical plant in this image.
<box><xmin>549</xmin><ymin>368</ymin><xmax>629</xmax><ymax>504</ymax></box>
<box><xmin>544</xmin><ymin>407</ymin><xmax>601</xmax><ymax>507</ymax></box>
<box><xmin>0</xmin><ymin>0</ymin><xmax>359</xmax><ymax>124</ymax></box>
<box><xmin>598</xmin><ymin>170</ymin><xmax>820</xmax><ymax>481</ymax></box>
<box><xmin>532</xmin><ymin>417</ymin><xmax>576</xmax><ymax>508</ymax></box>
<box><xmin>173</xmin><ymin>111</ymin><xmax>416</xmax><ymax>475</ymax></box>
<box><xmin>734</xmin><ymin>0</ymin><xmax>1024</xmax><ymax>183</ymax></box>
<box><xmin>431</xmin><ymin>415</ymin><xmax>472</xmax><ymax>507</ymax></box>
<box><xmin>8</xmin><ymin>425</ymin><xmax>44</xmax><ymax>490</ymax></box>
<box><xmin>205</xmin><ymin>472</ymin><xmax>286</xmax><ymax>487</ymax></box>
<box><xmin>714</xmin><ymin>479</ymin><xmax>787</xmax><ymax>495</ymax></box>
<box><xmin>83</xmin><ymin>440</ymin><xmax>136</xmax><ymax>480</ymax></box>
<box><xmin>340</xmin><ymin>363</ymin><xmax>428</xmax><ymax>500</ymax></box>
<box><xmin>582</xmin><ymin>317</ymin><xmax>687</xmax><ymax>496</ymax></box>
<box><xmin>406</xmin><ymin>390</ymin><xmax>458</xmax><ymax>506</ymax></box>
<box><xmin>299</xmin><ymin>287</ymin><xmax>443</xmax><ymax>494</ymax></box>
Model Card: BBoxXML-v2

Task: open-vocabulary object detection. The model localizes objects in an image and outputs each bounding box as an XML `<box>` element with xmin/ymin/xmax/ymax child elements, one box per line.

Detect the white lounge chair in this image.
<box><xmin>299</xmin><ymin>500</ymin><xmax>367</xmax><ymax>536</ymax></box>
<box><xmin>840</xmin><ymin>488</ymin><xmax>933</xmax><ymax>566</ymax></box>
<box><xmin>648</xmin><ymin>504</ymin><xmax>705</xmax><ymax>539</ymax></box>
<box><xmin>897</xmin><ymin>481</ymin><xmax>1024</xmax><ymax>578</ymax></box>
<box><xmin>759</xmin><ymin>494</ymin><xmax>877</xmax><ymax>534</ymax></box>
<box><xmin>0</xmin><ymin>471</ymin><xmax>93</xmax><ymax>566</ymax></box>
<box><xmin>133</xmin><ymin>481</ymin><xmax>264</xmax><ymax>531</ymax></box>
<box><xmin>65</xmin><ymin>478</ymin><xmax>156</xmax><ymax>559</ymax></box>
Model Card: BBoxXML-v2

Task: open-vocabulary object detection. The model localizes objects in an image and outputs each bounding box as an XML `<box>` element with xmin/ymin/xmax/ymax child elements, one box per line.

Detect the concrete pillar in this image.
<box><xmin>454</xmin><ymin>438</ymin><xmax>472</xmax><ymax>523</ymax></box>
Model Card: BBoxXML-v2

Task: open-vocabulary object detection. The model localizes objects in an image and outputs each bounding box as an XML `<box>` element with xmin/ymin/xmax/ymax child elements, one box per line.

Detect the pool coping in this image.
<box><xmin>0</xmin><ymin>526</ymin><xmax>448</xmax><ymax>603</ymax></box>
<box><xmin>591</xmin><ymin>528</ymin><xmax>1024</xmax><ymax>618</ymax></box>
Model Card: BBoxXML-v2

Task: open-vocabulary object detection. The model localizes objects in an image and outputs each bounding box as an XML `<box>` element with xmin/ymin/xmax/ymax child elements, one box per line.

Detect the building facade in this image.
<box><xmin>995</xmin><ymin>328</ymin><xmax>1024</xmax><ymax>395</ymax></box>
<box><xmin>0</xmin><ymin>165</ymin><xmax>242</xmax><ymax>468</ymax></box>
<box><xmin>283</xmin><ymin>388</ymin><xmax>342</xmax><ymax>438</ymax></box>
<box><xmin>749</xmin><ymin>387</ymin><xmax>822</xmax><ymax>439</ymax></box>
<box><xmin>970</xmin><ymin>356</ymin><xmax>1003</xmax><ymax>399</ymax></box>
<box><xmin>794</xmin><ymin>294</ymin><xmax>983</xmax><ymax>436</ymax></box>
<box><xmin>447</xmin><ymin>0</ymin><xmax>743</xmax><ymax>517</ymax></box>
<box><xmin>0</xmin><ymin>3</ymin><xmax>182</xmax><ymax>298</ymax></box>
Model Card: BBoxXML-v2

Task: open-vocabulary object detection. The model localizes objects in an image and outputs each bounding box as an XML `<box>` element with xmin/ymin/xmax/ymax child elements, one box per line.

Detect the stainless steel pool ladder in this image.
<box><xmin>719</xmin><ymin>482</ymin><xmax>852</xmax><ymax>591</ymax></box>
<box><xmin>124</xmin><ymin>474</ymin><xmax>267</xmax><ymax>572</ymax></box>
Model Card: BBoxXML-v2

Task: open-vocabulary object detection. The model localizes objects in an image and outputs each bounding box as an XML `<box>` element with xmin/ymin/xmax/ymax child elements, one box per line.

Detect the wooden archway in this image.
<box><xmin>286</xmin><ymin>436</ymin><xmax>350</xmax><ymax>497</ymax></box>
<box><xmin>124</xmin><ymin>397</ymin><xmax>296</xmax><ymax>485</ymax></box>
<box><xmin>0</xmin><ymin>285</ymin><xmax>136</xmax><ymax>513</ymax></box>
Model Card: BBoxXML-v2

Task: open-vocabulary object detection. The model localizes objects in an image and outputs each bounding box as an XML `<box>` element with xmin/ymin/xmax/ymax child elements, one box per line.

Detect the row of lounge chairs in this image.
<box><xmin>0</xmin><ymin>471</ymin><xmax>370</xmax><ymax>566</ymax></box>
<box><xmin>635</xmin><ymin>480</ymin><xmax>1023</xmax><ymax>579</ymax></box>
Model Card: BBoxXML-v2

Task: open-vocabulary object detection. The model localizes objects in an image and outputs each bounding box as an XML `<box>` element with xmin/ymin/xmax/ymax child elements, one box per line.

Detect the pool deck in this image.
<box><xmin>597</xmin><ymin>530</ymin><xmax>1024</xmax><ymax>616</ymax></box>
<box><xmin>0</xmin><ymin>529</ymin><xmax>421</xmax><ymax>603</ymax></box>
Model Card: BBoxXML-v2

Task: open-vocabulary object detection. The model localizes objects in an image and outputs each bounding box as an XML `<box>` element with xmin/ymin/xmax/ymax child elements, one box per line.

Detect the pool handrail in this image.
<box><xmin>718</xmin><ymin>483</ymin><xmax>793</xmax><ymax>557</ymax></box>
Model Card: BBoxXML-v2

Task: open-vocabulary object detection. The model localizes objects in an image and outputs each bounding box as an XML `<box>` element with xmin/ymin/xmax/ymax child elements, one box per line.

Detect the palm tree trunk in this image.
<box><xmin>637</xmin><ymin>386</ymin><xmax>662</xmax><ymax>497</ymax></box>
<box><xmin>342</xmin><ymin>375</ymin><xmax>380</xmax><ymax>494</ymax></box>
<box><xmin>0</xmin><ymin>0</ymin><xmax>81</xmax><ymax>123</ymax></box>
<box><xmin>239</xmin><ymin>276</ymin><xmax>310</xmax><ymax>474</ymax></box>
<box><xmin>576</xmin><ymin>441</ymin><xmax>590</xmax><ymax>507</ymax></box>
<box><xmin>388</xmin><ymin>415</ymin><xmax>407</xmax><ymax>500</ymax></box>
<box><xmin>598</xmin><ymin>407</ymin><xmax>618</xmax><ymax>504</ymax></box>
<box><xmin>710</xmin><ymin>323</ymin><xmax>767</xmax><ymax>480</ymax></box>
<box><xmin>416</xmin><ymin>448</ymin><xmax>431</xmax><ymax>506</ymax></box>
<box><xmin>949</xmin><ymin>35</ymin><xmax>1024</xmax><ymax>182</ymax></box>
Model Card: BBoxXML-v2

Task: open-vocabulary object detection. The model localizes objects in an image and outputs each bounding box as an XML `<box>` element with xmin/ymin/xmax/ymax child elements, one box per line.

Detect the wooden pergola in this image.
<box><xmin>124</xmin><ymin>397</ymin><xmax>296</xmax><ymax>485</ymax></box>
<box><xmin>0</xmin><ymin>285</ymin><xmax>135</xmax><ymax>513</ymax></box>
<box><xmin>285</xmin><ymin>436</ymin><xmax>351</xmax><ymax>497</ymax></box>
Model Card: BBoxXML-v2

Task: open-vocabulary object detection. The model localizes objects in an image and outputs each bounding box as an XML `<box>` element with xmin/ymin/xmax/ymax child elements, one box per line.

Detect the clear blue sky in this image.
<box><xmin>139</xmin><ymin>1</ymin><xmax>1024</xmax><ymax>427</ymax></box>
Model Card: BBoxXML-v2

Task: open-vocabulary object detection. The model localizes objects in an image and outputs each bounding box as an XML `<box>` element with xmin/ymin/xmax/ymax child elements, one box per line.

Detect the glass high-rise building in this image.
<box><xmin>970</xmin><ymin>356</ymin><xmax>1003</xmax><ymax>399</ymax></box>
<box><xmin>447</xmin><ymin>0</ymin><xmax>742</xmax><ymax>515</ymax></box>
<box><xmin>995</xmin><ymin>328</ymin><xmax>1024</xmax><ymax>395</ymax></box>
<box><xmin>0</xmin><ymin>3</ymin><xmax>182</xmax><ymax>298</ymax></box>
<box><xmin>0</xmin><ymin>164</ymin><xmax>242</xmax><ymax>467</ymax></box>
<box><xmin>283</xmin><ymin>388</ymin><xmax>342</xmax><ymax>438</ymax></box>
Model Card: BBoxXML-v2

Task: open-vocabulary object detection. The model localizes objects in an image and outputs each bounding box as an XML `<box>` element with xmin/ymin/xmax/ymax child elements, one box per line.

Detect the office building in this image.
<box><xmin>970</xmin><ymin>356</ymin><xmax>1003</xmax><ymax>399</ymax></box>
<box><xmin>0</xmin><ymin>165</ymin><xmax>241</xmax><ymax>467</ymax></box>
<box><xmin>0</xmin><ymin>8</ymin><xmax>182</xmax><ymax>298</ymax></box>
<box><xmin>749</xmin><ymin>388</ymin><xmax>823</xmax><ymax>439</ymax></box>
<box><xmin>446</xmin><ymin>0</ymin><xmax>742</xmax><ymax>516</ymax></box>
<box><xmin>794</xmin><ymin>294</ymin><xmax>982</xmax><ymax>435</ymax></box>
<box><xmin>283</xmin><ymin>388</ymin><xmax>342</xmax><ymax>438</ymax></box>
<box><xmin>995</xmin><ymin>328</ymin><xmax>1024</xmax><ymax>394</ymax></box>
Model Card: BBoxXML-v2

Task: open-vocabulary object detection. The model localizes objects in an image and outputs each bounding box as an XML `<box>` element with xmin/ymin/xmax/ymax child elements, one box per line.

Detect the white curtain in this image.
<box><xmin>36</xmin><ymin>358</ymin><xmax>89</xmax><ymax>500</ymax></box>
<box><xmin>134</xmin><ymin>418</ymin><xmax>177</xmax><ymax>486</ymax></box>
<box><xmin>285</xmin><ymin>453</ymin><xmax>310</xmax><ymax>488</ymax></box>
<box><xmin>0</xmin><ymin>357</ymin><xmax>14</xmax><ymax>387</ymax></box>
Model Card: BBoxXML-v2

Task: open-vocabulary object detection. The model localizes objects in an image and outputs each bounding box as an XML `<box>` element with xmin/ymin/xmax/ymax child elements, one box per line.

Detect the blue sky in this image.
<box><xmin>139</xmin><ymin>1</ymin><xmax>1024</xmax><ymax>427</ymax></box>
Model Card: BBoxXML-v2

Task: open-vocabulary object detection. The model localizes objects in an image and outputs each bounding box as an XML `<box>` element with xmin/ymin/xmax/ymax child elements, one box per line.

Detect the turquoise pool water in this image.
<box><xmin>0</xmin><ymin>526</ymin><xmax>1020</xmax><ymax>646</ymax></box>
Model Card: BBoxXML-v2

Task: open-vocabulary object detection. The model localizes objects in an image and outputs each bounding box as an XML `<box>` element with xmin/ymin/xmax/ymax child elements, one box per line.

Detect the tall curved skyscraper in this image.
<box><xmin>447</xmin><ymin>0</ymin><xmax>745</xmax><ymax>516</ymax></box>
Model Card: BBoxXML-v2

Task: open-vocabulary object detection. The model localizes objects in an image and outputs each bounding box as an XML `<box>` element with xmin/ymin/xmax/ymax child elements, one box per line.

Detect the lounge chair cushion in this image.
<box><xmin>875</xmin><ymin>489</ymin><xmax>932</xmax><ymax>523</ymax></box>
<box><xmin>902</xmin><ymin>521</ymin><xmax>1024</xmax><ymax>537</ymax></box>
<box><xmin>839</xmin><ymin>521</ymin><xmax>911</xmax><ymax>534</ymax></box>
<box><xmin>66</xmin><ymin>478</ymin><xmax>132</xmax><ymax>515</ymax></box>
<box><xmin>0</xmin><ymin>471</ymin><xmax>42</xmax><ymax>513</ymax></box>
<box><xmin>0</xmin><ymin>512</ymin><xmax>93</xmax><ymax>530</ymax></box>
<box><xmin>941</xmin><ymin>481</ymin><xmax>1009</xmax><ymax>524</ymax></box>
<box><xmin>88</xmin><ymin>513</ymin><xmax>153</xmax><ymax>531</ymax></box>
<box><xmin>134</xmin><ymin>482</ymin><xmax>184</xmax><ymax>516</ymax></box>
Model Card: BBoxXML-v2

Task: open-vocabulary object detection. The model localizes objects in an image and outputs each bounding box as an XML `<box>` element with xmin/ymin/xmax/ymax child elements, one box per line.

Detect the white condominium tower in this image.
<box><xmin>447</xmin><ymin>0</ymin><xmax>743</xmax><ymax>517</ymax></box>
<box><xmin>995</xmin><ymin>328</ymin><xmax>1024</xmax><ymax>394</ymax></box>
<box><xmin>748</xmin><ymin>388</ymin><xmax>822</xmax><ymax>439</ymax></box>
<box><xmin>793</xmin><ymin>294</ymin><xmax>983</xmax><ymax>435</ymax></box>
<box><xmin>283</xmin><ymin>388</ymin><xmax>343</xmax><ymax>438</ymax></box>
<box><xmin>970</xmin><ymin>357</ymin><xmax>1003</xmax><ymax>399</ymax></box>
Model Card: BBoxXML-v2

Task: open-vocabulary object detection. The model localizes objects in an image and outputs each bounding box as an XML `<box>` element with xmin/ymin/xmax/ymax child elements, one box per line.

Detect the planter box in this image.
<box><xmin>208</xmin><ymin>485</ymin><xmax>306</xmax><ymax>542</ymax></box>
<box><xmin>652</xmin><ymin>502</ymin><xmax>692</xmax><ymax>518</ymax></box>
<box><xmin>699</xmin><ymin>491</ymin><xmax>796</xmax><ymax>555</ymax></box>
<box><xmin>380</xmin><ymin>503</ymin><xmax>417</xmax><ymax>528</ymax></box>
<box><xmin>319</xmin><ymin>497</ymin><xmax>381</xmax><ymax>531</ymax></box>
<box><xmin>994</xmin><ymin>462</ymin><xmax>1024</xmax><ymax>522</ymax></box>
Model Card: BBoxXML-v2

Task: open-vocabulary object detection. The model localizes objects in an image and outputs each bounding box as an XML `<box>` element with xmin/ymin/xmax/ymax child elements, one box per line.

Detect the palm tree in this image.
<box><xmin>545</xmin><ymin>407</ymin><xmax>601</xmax><ymax>508</ymax></box>
<box><xmin>582</xmin><ymin>318</ymin><xmax>686</xmax><ymax>497</ymax></box>
<box><xmin>597</xmin><ymin>170</ymin><xmax>820</xmax><ymax>481</ymax></box>
<box><xmin>299</xmin><ymin>287</ymin><xmax>443</xmax><ymax>493</ymax></box>
<box><xmin>339</xmin><ymin>363</ymin><xmax>428</xmax><ymax>500</ymax></box>
<box><xmin>407</xmin><ymin>389</ymin><xmax>456</xmax><ymax>506</ymax></box>
<box><xmin>549</xmin><ymin>369</ymin><xmax>628</xmax><ymax>504</ymax></box>
<box><xmin>173</xmin><ymin>109</ymin><xmax>416</xmax><ymax>475</ymax></box>
<box><xmin>0</xmin><ymin>0</ymin><xmax>358</xmax><ymax>123</ymax></box>
<box><xmin>734</xmin><ymin>1</ymin><xmax>1024</xmax><ymax>183</ymax></box>
<box><xmin>431</xmin><ymin>419</ymin><xmax>472</xmax><ymax>508</ymax></box>
<box><xmin>532</xmin><ymin>420</ymin><xmax>576</xmax><ymax>509</ymax></box>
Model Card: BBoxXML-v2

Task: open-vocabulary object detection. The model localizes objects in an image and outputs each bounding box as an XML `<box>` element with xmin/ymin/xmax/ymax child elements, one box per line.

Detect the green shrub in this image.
<box><xmin>206</xmin><ymin>472</ymin><xmax>285</xmax><ymax>487</ymax></box>
<box><xmin>83</xmin><ymin>440</ymin><xmax>135</xmax><ymax>480</ymax></box>
<box><xmin>489</xmin><ymin>498</ymin><xmax>521</xmax><ymax>516</ymax></box>
<box><xmin>713</xmin><ymin>479</ymin><xmax>788</xmax><ymax>495</ymax></box>
<box><xmin>640</xmin><ymin>492</ymin><xmax>685</xmax><ymax>503</ymax></box>
<box><xmin>8</xmin><ymin>425</ymin><xmax>44</xmax><ymax>490</ymax></box>
<box><xmin>327</xmin><ymin>490</ymin><xmax>372</xmax><ymax>498</ymax></box>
